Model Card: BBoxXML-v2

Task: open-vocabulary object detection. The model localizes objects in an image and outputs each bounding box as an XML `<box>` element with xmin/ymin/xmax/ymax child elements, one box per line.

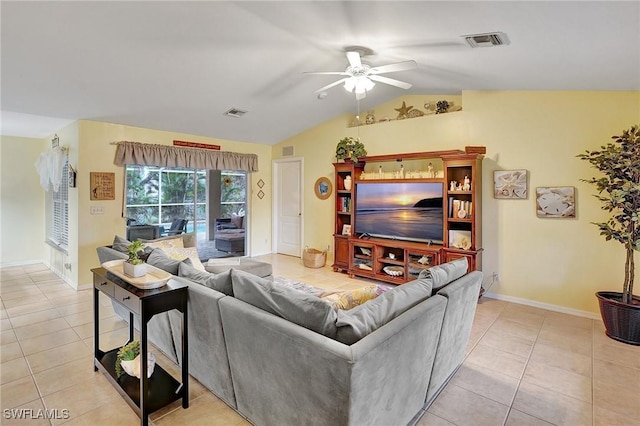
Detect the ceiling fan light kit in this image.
<box><xmin>305</xmin><ymin>48</ymin><xmax>416</xmax><ymax>99</ymax></box>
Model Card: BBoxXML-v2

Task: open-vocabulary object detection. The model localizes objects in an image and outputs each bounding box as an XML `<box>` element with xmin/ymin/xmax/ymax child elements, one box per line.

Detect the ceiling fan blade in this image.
<box><xmin>313</xmin><ymin>78</ymin><xmax>349</xmax><ymax>93</ymax></box>
<box><xmin>369</xmin><ymin>75</ymin><xmax>413</xmax><ymax>90</ymax></box>
<box><xmin>346</xmin><ymin>51</ymin><xmax>362</xmax><ymax>68</ymax></box>
<box><xmin>303</xmin><ymin>71</ymin><xmax>349</xmax><ymax>76</ymax></box>
<box><xmin>369</xmin><ymin>60</ymin><xmax>417</xmax><ymax>74</ymax></box>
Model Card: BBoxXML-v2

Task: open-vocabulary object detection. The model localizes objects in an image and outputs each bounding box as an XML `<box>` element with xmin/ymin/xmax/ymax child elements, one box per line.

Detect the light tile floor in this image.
<box><xmin>1</xmin><ymin>255</ymin><xmax>639</xmax><ymax>425</ymax></box>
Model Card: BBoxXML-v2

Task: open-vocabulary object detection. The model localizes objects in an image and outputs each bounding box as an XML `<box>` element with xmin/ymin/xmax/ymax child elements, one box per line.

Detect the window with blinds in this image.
<box><xmin>48</xmin><ymin>163</ymin><xmax>69</xmax><ymax>251</ymax></box>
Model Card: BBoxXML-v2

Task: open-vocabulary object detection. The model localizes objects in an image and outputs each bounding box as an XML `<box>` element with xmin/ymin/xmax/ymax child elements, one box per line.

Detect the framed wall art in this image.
<box><xmin>342</xmin><ymin>224</ymin><xmax>352</xmax><ymax>236</ymax></box>
<box><xmin>90</xmin><ymin>172</ymin><xmax>115</xmax><ymax>200</ymax></box>
<box><xmin>536</xmin><ymin>186</ymin><xmax>575</xmax><ymax>218</ymax></box>
<box><xmin>494</xmin><ymin>169</ymin><xmax>528</xmax><ymax>199</ymax></box>
<box><xmin>314</xmin><ymin>177</ymin><xmax>332</xmax><ymax>200</ymax></box>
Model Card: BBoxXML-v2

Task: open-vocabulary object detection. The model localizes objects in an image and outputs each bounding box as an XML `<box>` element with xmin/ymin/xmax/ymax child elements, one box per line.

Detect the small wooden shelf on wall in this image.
<box><xmin>332</xmin><ymin>146</ymin><xmax>485</xmax><ymax>282</ymax></box>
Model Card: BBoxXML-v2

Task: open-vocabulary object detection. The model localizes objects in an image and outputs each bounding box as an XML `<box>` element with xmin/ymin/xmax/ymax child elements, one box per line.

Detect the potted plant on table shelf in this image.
<box><xmin>336</xmin><ymin>137</ymin><xmax>367</xmax><ymax>162</ymax></box>
<box><xmin>124</xmin><ymin>240</ymin><xmax>147</xmax><ymax>278</ymax></box>
<box><xmin>115</xmin><ymin>340</ymin><xmax>155</xmax><ymax>378</ymax></box>
<box><xmin>578</xmin><ymin>124</ymin><xmax>640</xmax><ymax>345</ymax></box>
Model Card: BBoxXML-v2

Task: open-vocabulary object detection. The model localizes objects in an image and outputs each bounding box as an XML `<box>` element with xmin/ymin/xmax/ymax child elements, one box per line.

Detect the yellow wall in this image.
<box><xmin>75</xmin><ymin>121</ymin><xmax>273</xmax><ymax>288</ymax></box>
<box><xmin>4</xmin><ymin>91</ymin><xmax>639</xmax><ymax>314</ymax></box>
<box><xmin>273</xmin><ymin>91</ymin><xmax>640</xmax><ymax>314</ymax></box>
<box><xmin>0</xmin><ymin>135</ymin><xmax>48</xmax><ymax>265</ymax></box>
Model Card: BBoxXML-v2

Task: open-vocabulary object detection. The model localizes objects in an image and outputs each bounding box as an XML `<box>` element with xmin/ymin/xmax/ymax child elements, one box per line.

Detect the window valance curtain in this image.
<box><xmin>113</xmin><ymin>141</ymin><xmax>259</xmax><ymax>172</ymax></box>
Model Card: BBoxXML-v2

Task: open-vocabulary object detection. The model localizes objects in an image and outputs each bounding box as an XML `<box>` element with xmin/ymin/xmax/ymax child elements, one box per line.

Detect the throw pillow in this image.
<box><xmin>230</xmin><ymin>213</ymin><xmax>244</xmax><ymax>229</ymax></box>
<box><xmin>154</xmin><ymin>246</ymin><xmax>205</xmax><ymax>271</ymax></box>
<box><xmin>146</xmin><ymin>248</ymin><xmax>182</xmax><ymax>275</ymax></box>
<box><xmin>144</xmin><ymin>237</ymin><xmax>184</xmax><ymax>250</ymax></box>
<box><xmin>320</xmin><ymin>285</ymin><xmax>379</xmax><ymax>310</ymax></box>
<box><xmin>231</xmin><ymin>269</ymin><xmax>338</xmax><ymax>338</ymax></box>
<box><xmin>418</xmin><ymin>257</ymin><xmax>468</xmax><ymax>293</ymax></box>
<box><xmin>335</xmin><ymin>277</ymin><xmax>433</xmax><ymax>345</ymax></box>
<box><xmin>178</xmin><ymin>262</ymin><xmax>233</xmax><ymax>296</ymax></box>
<box><xmin>112</xmin><ymin>235</ymin><xmax>131</xmax><ymax>252</ymax></box>
<box><xmin>112</xmin><ymin>235</ymin><xmax>153</xmax><ymax>260</ymax></box>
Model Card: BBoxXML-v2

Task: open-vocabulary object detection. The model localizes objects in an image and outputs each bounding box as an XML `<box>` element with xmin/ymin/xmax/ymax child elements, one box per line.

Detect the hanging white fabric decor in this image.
<box><xmin>34</xmin><ymin>147</ymin><xmax>67</xmax><ymax>192</ymax></box>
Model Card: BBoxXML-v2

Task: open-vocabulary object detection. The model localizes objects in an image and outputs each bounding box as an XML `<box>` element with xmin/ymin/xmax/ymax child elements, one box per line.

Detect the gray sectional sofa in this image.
<box><xmin>97</xmin><ymin>238</ymin><xmax>482</xmax><ymax>426</ymax></box>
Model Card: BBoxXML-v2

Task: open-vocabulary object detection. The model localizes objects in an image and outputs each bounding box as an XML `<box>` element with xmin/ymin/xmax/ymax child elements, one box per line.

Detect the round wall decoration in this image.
<box><xmin>314</xmin><ymin>177</ymin><xmax>332</xmax><ymax>200</ymax></box>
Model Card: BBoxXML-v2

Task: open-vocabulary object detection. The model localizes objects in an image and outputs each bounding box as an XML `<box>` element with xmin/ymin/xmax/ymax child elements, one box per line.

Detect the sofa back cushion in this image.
<box><xmin>418</xmin><ymin>257</ymin><xmax>468</xmax><ymax>294</ymax></box>
<box><xmin>335</xmin><ymin>277</ymin><xmax>433</xmax><ymax>345</ymax></box>
<box><xmin>231</xmin><ymin>269</ymin><xmax>338</xmax><ymax>338</ymax></box>
<box><xmin>178</xmin><ymin>262</ymin><xmax>233</xmax><ymax>296</ymax></box>
<box><xmin>146</xmin><ymin>248</ymin><xmax>182</xmax><ymax>275</ymax></box>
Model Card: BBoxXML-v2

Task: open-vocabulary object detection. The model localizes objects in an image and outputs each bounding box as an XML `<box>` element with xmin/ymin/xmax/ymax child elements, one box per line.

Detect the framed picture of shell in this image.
<box><xmin>536</xmin><ymin>186</ymin><xmax>576</xmax><ymax>218</ymax></box>
<box><xmin>494</xmin><ymin>169</ymin><xmax>528</xmax><ymax>199</ymax></box>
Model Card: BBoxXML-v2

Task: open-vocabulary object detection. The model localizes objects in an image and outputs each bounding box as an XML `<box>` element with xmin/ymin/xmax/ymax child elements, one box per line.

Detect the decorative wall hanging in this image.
<box><xmin>90</xmin><ymin>172</ymin><xmax>116</xmax><ymax>200</ymax></box>
<box><xmin>314</xmin><ymin>177</ymin><xmax>332</xmax><ymax>200</ymax></box>
<box><xmin>257</xmin><ymin>190</ymin><xmax>265</xmax><ymax>199</ymax></box>
<box><xmin>536</xmin><ymin>186</ymin><xmax>575</xmax><ymax>218</ymax></box>
<box><xmin>257</xmin><ymin>179</ymin><xmax>265</xmax><ymax>188</ymax></box>
<box><xmin>494</xmin><ymin>170</ymin><xmax>528</xmax><ymax>199</ymax></box>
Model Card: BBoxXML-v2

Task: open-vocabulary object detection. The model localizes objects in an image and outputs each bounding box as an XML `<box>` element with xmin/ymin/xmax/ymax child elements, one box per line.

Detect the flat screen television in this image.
<box><xmin>355</xmin><ymin>182</ymin><xmax>444</xmax><ymax>244</ymax></box>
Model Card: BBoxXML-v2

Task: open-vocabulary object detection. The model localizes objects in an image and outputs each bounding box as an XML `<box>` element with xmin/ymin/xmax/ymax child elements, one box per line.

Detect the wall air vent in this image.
<box><xmin>282</xmin><ymin>146</ymin><xmax>294</xmax><ymax>157</ymax></box>
<box><xmin>463</xmin><ymin>32</ymin><xmax>510</xmax><ymax>48</ymax></box>
<box><xmin>223</xmin><ymin>108</ymin><xmax>248</xmax><ymax>118</ymax></box>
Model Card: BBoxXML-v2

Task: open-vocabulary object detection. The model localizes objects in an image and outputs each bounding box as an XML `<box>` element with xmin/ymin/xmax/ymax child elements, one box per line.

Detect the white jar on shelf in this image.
<box><xmin>344</xmin><ymin>175</ymin><xmax>352</xmax><ymax>190</ymax></box>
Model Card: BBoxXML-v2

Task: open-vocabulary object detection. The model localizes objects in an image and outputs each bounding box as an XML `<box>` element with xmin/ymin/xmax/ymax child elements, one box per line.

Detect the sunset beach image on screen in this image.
<box><xmin>354</xmin><ymin>182</ymin><xmax>444</xmax><ymax>243</ymax></box>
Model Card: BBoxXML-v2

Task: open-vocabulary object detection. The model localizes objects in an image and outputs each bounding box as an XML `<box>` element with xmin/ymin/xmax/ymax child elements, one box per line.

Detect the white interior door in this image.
<box><xmin>274</xmin><ymin>159</ymin><xmax>302</xmax><ymax>256</ymax></box>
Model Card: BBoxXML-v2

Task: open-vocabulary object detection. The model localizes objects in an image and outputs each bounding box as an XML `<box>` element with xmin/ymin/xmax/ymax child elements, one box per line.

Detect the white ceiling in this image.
<box><xmin>1</xmin><ymin>1</ymin><xmax>639</xmax><ymax>144</ymax></box>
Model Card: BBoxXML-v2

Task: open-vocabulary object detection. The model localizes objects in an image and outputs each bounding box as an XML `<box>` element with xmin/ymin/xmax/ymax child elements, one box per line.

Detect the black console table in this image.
<box><xmin>92</xmin><ymin>268</ymin><xmax>189</xmax><ymax>426</ymax></box>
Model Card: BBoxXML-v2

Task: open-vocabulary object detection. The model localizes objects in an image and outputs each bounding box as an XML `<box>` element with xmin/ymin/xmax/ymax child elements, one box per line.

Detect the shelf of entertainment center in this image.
<box><xmin>348</xmin><ymin>237</ymin><xmax>443</xmax><ymax>284</ymax></box>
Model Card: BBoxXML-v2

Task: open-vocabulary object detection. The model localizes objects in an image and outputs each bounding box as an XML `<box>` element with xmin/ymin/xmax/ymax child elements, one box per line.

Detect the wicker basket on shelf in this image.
<box><xmin>303</xmin><ymin>247</ymin><xmax>326</xmax><ymax>268</ymax></box>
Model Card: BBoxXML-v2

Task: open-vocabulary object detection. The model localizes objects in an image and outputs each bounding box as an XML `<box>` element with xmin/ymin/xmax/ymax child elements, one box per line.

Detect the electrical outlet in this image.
<box><xmin>492</xmin><ymin>272</ymin><xmax>499</xmax><ymax>281</ymax></box>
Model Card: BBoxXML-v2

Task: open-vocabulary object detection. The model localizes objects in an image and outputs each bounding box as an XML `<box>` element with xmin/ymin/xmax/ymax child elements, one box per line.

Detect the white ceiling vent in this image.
<box><xmin>223</xmin><ymin>108</ymin><xmax>248</xmax><ymax>118</ymax></box>
<box><xmin>463</xmin><ymin>32</ymin><xmax>510</xmax><ymax>48</ymax></box>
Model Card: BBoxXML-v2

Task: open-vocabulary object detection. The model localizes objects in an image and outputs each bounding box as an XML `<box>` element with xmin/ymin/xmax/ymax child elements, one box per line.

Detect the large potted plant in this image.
<box><xmin>578</xmin><ymin>124</ymin><xmax>640</xmax><ymax>345</ymax></box>
<box><xmin>335</xmin><ymin>137</ymin><xmax>367</xmax><ymax>162</ymax></box>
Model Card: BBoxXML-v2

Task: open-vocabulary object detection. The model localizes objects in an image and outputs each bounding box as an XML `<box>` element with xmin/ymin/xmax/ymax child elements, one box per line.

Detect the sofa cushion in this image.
<box><xmin>230</xmin><ymin>213</ymin><xmax>244</xmax><ymax>229</ymax></box>
<box><xmin>231</xmin><ymin>269</ymin><xmax>338</xmax><ymax>338</ymax></box>
<box><xmin>112</xmin><ymin>235</ymin><xmax>131</xmax><ymax>252</ymax></box>
<box><xmin>111</xmin><ymin>235</ymin><xmax>154</xmax><ymax>260</ymax></box>
<box><xmin>178</xmin><ymin>262</ymin><xmax>233</xmax><ymax>296</ymax></box>
<box><xmin>418</xmin><ymin>257</ymin><xmax>468</xmax><ymax>293</ymax></box>
<box><xmin>335</xmin><ymin>277</ymin><xmax>433</xmax><ymax>345</ymax></box>
<box><xmin>146</xmin><ymin>248</ymin><xmax>182</xmax><ymax>275</ymax></box>
<box><xmin>205</xmin><ymin>258</ymin><xmax>272</xmax><ymax>278</ymax></box>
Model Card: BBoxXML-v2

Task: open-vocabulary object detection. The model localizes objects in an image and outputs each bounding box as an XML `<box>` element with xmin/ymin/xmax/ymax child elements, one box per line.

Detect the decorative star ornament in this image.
<box><xmin>395</xmin><ymin>101</ymin><xmax>413</xmax><ymax>119</ymax></box>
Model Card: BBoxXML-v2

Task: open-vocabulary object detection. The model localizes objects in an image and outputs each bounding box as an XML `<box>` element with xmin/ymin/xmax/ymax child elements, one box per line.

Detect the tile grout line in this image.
<box><xmin>500</xmin><ymin>306</ymin><xmax>548</xmax><ymax>426</ymax></box>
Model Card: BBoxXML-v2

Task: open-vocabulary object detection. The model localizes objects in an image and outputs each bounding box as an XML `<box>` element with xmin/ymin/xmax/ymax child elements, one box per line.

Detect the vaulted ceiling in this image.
<box><xmin>1</xmin><ymin>1</ymin><xmax>639</xmax><ymax>143</ymax></box>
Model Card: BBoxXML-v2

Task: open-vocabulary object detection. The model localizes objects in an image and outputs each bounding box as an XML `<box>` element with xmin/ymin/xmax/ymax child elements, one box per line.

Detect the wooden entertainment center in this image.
<box><xmin>332</xmin><ymin>147</ymin><xmax>485</xmax><ymax>284</ymax></box>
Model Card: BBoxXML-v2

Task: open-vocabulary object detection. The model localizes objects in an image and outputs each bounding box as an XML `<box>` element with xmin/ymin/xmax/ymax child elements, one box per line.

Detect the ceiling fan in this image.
<box><xmin>305</xmin><ymin>47</ymin><xmax>417</xmax><ymax>100</ymax></box>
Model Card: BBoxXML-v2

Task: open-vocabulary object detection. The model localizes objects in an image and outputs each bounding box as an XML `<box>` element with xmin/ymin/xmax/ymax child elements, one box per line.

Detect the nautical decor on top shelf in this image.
<box><xmin>348</xmin><ymin>99</ymin><xmax>462</xmax><ymax>127</ymax></box>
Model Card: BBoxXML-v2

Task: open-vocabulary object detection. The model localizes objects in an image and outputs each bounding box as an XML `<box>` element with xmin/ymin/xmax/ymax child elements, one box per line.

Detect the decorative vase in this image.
<box><xmin>344</xmin><ymin>175</ymin><xmax>352</xmax><ymax>190</ymax></box>
<box><xmin>120</xmin><ymin>352</ymin><xmax>156</xmax><ymax>378</ymax></box>
<box><xmin>123</xmin><ymin>262</ymin><xmax>147</xmax><ymax>278</ymax></box>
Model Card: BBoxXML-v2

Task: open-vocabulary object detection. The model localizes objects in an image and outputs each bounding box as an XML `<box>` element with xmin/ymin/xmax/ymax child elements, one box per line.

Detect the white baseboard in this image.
<box><xmin>484</xmin><ymin>292</ymin><xmax>601</xmax><ymax>320</ymax></box>
<box><xmin>0</xmin><ymin>259</ymin><xmax>48</xmax><ymax>268</ymax></box>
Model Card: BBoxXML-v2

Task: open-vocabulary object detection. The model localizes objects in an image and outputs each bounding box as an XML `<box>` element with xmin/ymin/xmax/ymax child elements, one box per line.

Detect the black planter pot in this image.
<box><xmin>596</xmin><ymin>291</ymin><xmax>640</xmax><ymax>346</ymax></box>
